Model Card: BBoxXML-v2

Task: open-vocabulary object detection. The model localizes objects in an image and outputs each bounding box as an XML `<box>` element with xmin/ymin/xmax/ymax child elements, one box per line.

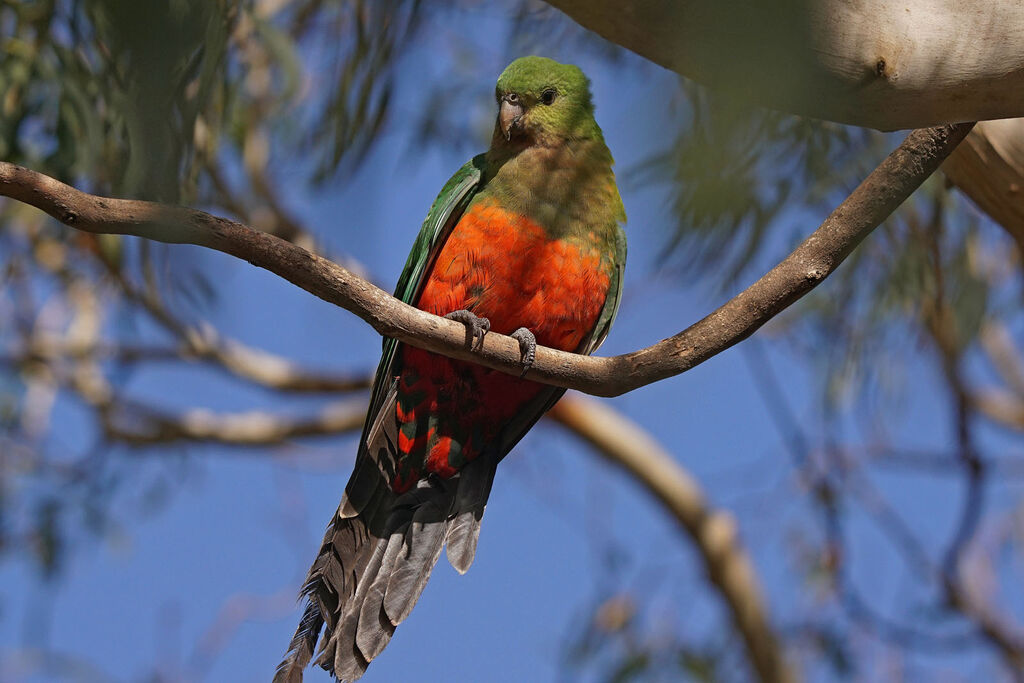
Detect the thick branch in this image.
<box><xmin>943</xmin><ymin>118</ymin><xmax>1024</xmax><ymax>253</ymax></box>
<box><xmin>545</xmin><ymin>1</ymin><xmax>1024</xmax><ymax>249</ymax></box>
<box><xmin>0</xmin><ymin>123</ymin><xmax>972</xmax><ymax>397</ymax></box>
<box><xmin>544</xmin><ymin>0</ymin><xmax>1024</xmax><ymax>130</ymax></box>
<box><xmin>549</xmin><ymin>395</ymin><xmax>793</xmax><ymax>683</ymax></box>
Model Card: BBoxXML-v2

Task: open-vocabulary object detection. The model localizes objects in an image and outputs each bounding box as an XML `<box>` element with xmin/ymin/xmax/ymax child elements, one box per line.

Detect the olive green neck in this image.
<box><xmin>480</xmin><ymin>136</ymin><xmax>625</xmax><ymax>242</ymax></box>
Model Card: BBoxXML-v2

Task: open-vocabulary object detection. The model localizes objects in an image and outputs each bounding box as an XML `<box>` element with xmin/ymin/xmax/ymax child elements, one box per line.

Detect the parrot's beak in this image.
<box><xmin>499</xmin><ymin>94</ymin><xmax>525</xmax><ymax>140</ymax></box>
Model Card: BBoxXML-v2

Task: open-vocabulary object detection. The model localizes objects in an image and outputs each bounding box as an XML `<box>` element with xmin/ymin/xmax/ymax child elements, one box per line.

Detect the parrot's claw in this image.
<box><xmin>510</xmin><ymin>327</ymin><xmax>537</xmax><ymax>377</ymax></box>
<box><xmin>445</xmin><ymin>309</ymin><xmax>490</xmax><ymax>350</ymax></box>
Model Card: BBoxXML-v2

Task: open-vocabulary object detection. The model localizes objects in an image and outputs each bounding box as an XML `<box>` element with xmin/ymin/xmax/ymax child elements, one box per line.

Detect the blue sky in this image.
<box><xmin>2</xmin><ymin>4</ymin><xmax>1022</xmax><ymax>682</ymax></box>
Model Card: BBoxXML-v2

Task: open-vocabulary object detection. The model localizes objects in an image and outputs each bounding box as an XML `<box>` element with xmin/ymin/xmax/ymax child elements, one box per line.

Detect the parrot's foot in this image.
<box><xmin>445</xmin><ymin>309</ymin><xmax>490</xmax><ymax>350</ymax></box>
<box><xmin>510</xmin><ymin>327</ymin><xmax>537</xmax><ymax>377</ymax></box>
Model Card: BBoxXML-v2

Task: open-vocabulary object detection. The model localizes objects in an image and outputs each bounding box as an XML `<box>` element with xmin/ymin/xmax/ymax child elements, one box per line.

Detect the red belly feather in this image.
<box><xmin>391</xmin><ymin>198</ymin><xmax>610</xmax><ymax>490</ymax></box>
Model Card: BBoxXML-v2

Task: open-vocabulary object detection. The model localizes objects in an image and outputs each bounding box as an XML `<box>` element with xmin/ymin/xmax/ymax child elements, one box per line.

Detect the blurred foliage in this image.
<box><xmin>635</xmin><ymin>81</ymin><xmax>884</xmax><ymax>287</ymax></box>
<box><xmin>563</xmin><ymin>584</ymin><xmax>865</xmax><ymax>683</ymax></box>
<box><xmin>771</xmin><ymin>177</ymin><xmax>1006</xmax><ymax>416</ymax></box>
<box><xmin>564</xmin><ymin>592</ymin><xmax>732</xmax><ymax>683</ymax></box>
<box><xmin>0</xmin><ymin>0</ymin><xmax>425</xmax><ymax>199</ymax></box>
<box><xmin>302</xmin><ymin>0</ymin><xmax>421</xmax><ymax>183</ymax></box>
<box><xmin>0</xmin><ymin>0</ymin><xmax>230</xmax><ymax>200</ymax></box>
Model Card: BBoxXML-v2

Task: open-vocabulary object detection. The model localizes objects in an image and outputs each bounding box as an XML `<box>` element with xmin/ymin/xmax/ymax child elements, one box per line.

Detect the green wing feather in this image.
<box><xmin>360</xmin><ymin>154</ymin><xmax>486</xmax><ymax>445</ymax></box>
<box><xmin>582</xmin><ymin>224</ymin><xmax>627</xmax><ymax>355</ymax></box>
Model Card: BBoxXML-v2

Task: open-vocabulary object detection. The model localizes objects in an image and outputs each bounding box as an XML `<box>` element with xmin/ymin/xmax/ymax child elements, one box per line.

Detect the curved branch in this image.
<box><xmin>969</xmin><ymin>389</ymin><xmax>1024</xmax><ymax>432</ymax></box>
<box><xmin>104</xmin><ymin>400</ymin><xmax>367</xmax><ymax>447</ymax></box>
<box><xmin>0</xmin><ymin>123</ymin><xmax>972</xmax><ymax>398</ymax></box>
<box><xmin>548</xmin><ymin>394</ymin><xmax>793</xmax><ymax>683</ymax></box>
<box><xmin>980</xmin><ymin>321</ymin><xmax>1024</xmax><ymax>399</ymax></box>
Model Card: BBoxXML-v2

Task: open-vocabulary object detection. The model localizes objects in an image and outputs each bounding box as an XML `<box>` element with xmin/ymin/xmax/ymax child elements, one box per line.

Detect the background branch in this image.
<box><xmin>549</xmin><ymin>395</ymin><xmax>794</xmax><ymax>683</ymax></box>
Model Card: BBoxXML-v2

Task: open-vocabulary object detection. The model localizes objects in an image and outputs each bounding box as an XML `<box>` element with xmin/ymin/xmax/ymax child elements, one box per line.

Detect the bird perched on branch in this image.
<box><xmin>275</xmin><ymin>55</ymin><xmax>626</xmax><ymax>682</ymax></box>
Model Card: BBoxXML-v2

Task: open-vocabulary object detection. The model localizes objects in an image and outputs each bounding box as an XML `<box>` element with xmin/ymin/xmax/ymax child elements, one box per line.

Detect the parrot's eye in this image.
<box><xmin>540</xmin><ymin>88</ymin><xmax>557</xmax><ymax>105</ymax></box>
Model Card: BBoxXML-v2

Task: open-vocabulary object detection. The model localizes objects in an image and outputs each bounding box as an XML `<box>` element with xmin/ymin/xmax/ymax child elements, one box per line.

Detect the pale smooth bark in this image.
<box><xmin>545</xmin><ymin>0</ymin><xmax>1024</xmax><ymax>130</ymax></box>
<box><xmin>943</xmin><ymin>118</ymin><xmax>1024</xmax><ymax>251</ymax></box>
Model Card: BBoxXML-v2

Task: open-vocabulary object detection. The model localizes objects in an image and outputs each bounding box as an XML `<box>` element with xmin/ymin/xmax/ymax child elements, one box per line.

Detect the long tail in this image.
<box><xmin>273</xmin><ymin>451</ymin><xmax>497</xmax><ymax>682</ymax></box>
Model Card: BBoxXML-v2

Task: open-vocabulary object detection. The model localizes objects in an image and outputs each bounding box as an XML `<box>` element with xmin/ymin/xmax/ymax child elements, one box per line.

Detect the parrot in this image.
<box><xmin>274</xmin><ymin>56</ymin><xmax>626</xmax><ymax>682</ymax></box>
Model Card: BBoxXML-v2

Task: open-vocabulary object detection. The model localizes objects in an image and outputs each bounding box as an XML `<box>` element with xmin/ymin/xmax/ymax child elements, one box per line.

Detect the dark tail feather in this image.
<box><xmin>273</xmin><ymin>487</ymin><xmax>387</xmax><ymax>683</ymax></box>
<box><xmin>350</xmin><ymin>476</ymin><xmax>451</xmax><ymax>667</ymax></box>
<box><xmin>276</xmin><ymin>454</ymin><xmax>498</xmax><ymax>682</ymax></box>
<box><xmin>327</xmin><ymin>532</ymin><xmax>389</xmax><ymax>681</ymax></box>
<box><xmin>382</xmin><ymin>508</ymin><xmax>447</xmax><ymax>624</ymax></box>
<box><xmin>444</xmin><ymin>452</ymin><xmax>496</xmax><ymax>573</ymax></box>
<box><xmin>272</xmin><ymin>602</ymin><xmax>324</xmax><ymax>683</ymax></box>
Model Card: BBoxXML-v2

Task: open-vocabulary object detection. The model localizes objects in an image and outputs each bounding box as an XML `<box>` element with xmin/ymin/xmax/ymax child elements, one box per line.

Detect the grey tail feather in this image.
<box><xmin>272</xmin><ymin>602</ymin><xmax>324</xmax><ymax>683</ymax></box>
<box><xmin>328</xmin><ymin>475</ymin><xmax>454</xmax><ymax>678</ymax></box>
<box><xmin>444</xmin><ymin>451</ymin><xmax>497</xmax><ymax>573</ymax></box>
<box><xmin>273</xmin><ymin>492</ymin><xmax>384</xmax><ymax>683</ymax></box>
<box><xmin>277</xmin><ymin>452</ymin><xmax>499</xmax><ymax>682</ymax></box>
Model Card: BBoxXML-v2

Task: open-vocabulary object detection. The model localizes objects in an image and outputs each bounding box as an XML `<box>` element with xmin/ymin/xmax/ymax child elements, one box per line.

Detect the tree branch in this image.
<box><xmin>103</xmin><ymin>399</ymin><xmax>367</xmax><ymax>447</ymax></box>
<box><xmin>105</xmin><ymin>271</ymin><xmax>371</xmax><ymax>394</ymax></box>
<box><xmin>980</xmin><ymin>321</ymin><xmax>1024</xmax><ymax>399</ymax></box>
<box><xmin>548</xmin><ymin>395</ymin><xmax>793</xmax><ymax>683</ymax></box>
<box><xmin>943</xmin><ymin>118</ymin><xmax>1024</xmax><ymax>254</ymax></box>
<box><xmin>0</xmin><ymin>123</ymin><xmax>973</xmax><ymax>397</ymax></box>
<box><xmin>543</xmin><ymin>0</ymin><xmax>1024</xmax><ymax>130</ymax></box>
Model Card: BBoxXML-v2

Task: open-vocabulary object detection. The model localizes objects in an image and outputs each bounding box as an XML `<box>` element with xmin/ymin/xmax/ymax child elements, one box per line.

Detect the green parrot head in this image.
<box><xmin>493</xmin><ymin>56</ymin><xmax>601</xmax><ymax>146</ymax></box>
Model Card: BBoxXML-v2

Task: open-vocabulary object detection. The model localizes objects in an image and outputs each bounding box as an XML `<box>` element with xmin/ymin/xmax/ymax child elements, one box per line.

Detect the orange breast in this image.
<box><xmin>391</xmin><ymin>197</ymin><xmax>611</xmax><ymax>489</ymax></box>
<box><xmin>416</xmin><ymin>198</ymin><xmax>610</xmax><ymax>350</ymax></box>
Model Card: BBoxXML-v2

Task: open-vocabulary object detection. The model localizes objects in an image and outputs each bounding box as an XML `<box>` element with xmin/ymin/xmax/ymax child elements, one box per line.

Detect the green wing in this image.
<box><xmin>581</xmin><ymin>224</ymin><xmax>627</xmax><ymax>355</ymax></box>
<box><xmin>360</xmin><ymin>154</ymin><xmax>486</xmax><ymax>447</ymax></box>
